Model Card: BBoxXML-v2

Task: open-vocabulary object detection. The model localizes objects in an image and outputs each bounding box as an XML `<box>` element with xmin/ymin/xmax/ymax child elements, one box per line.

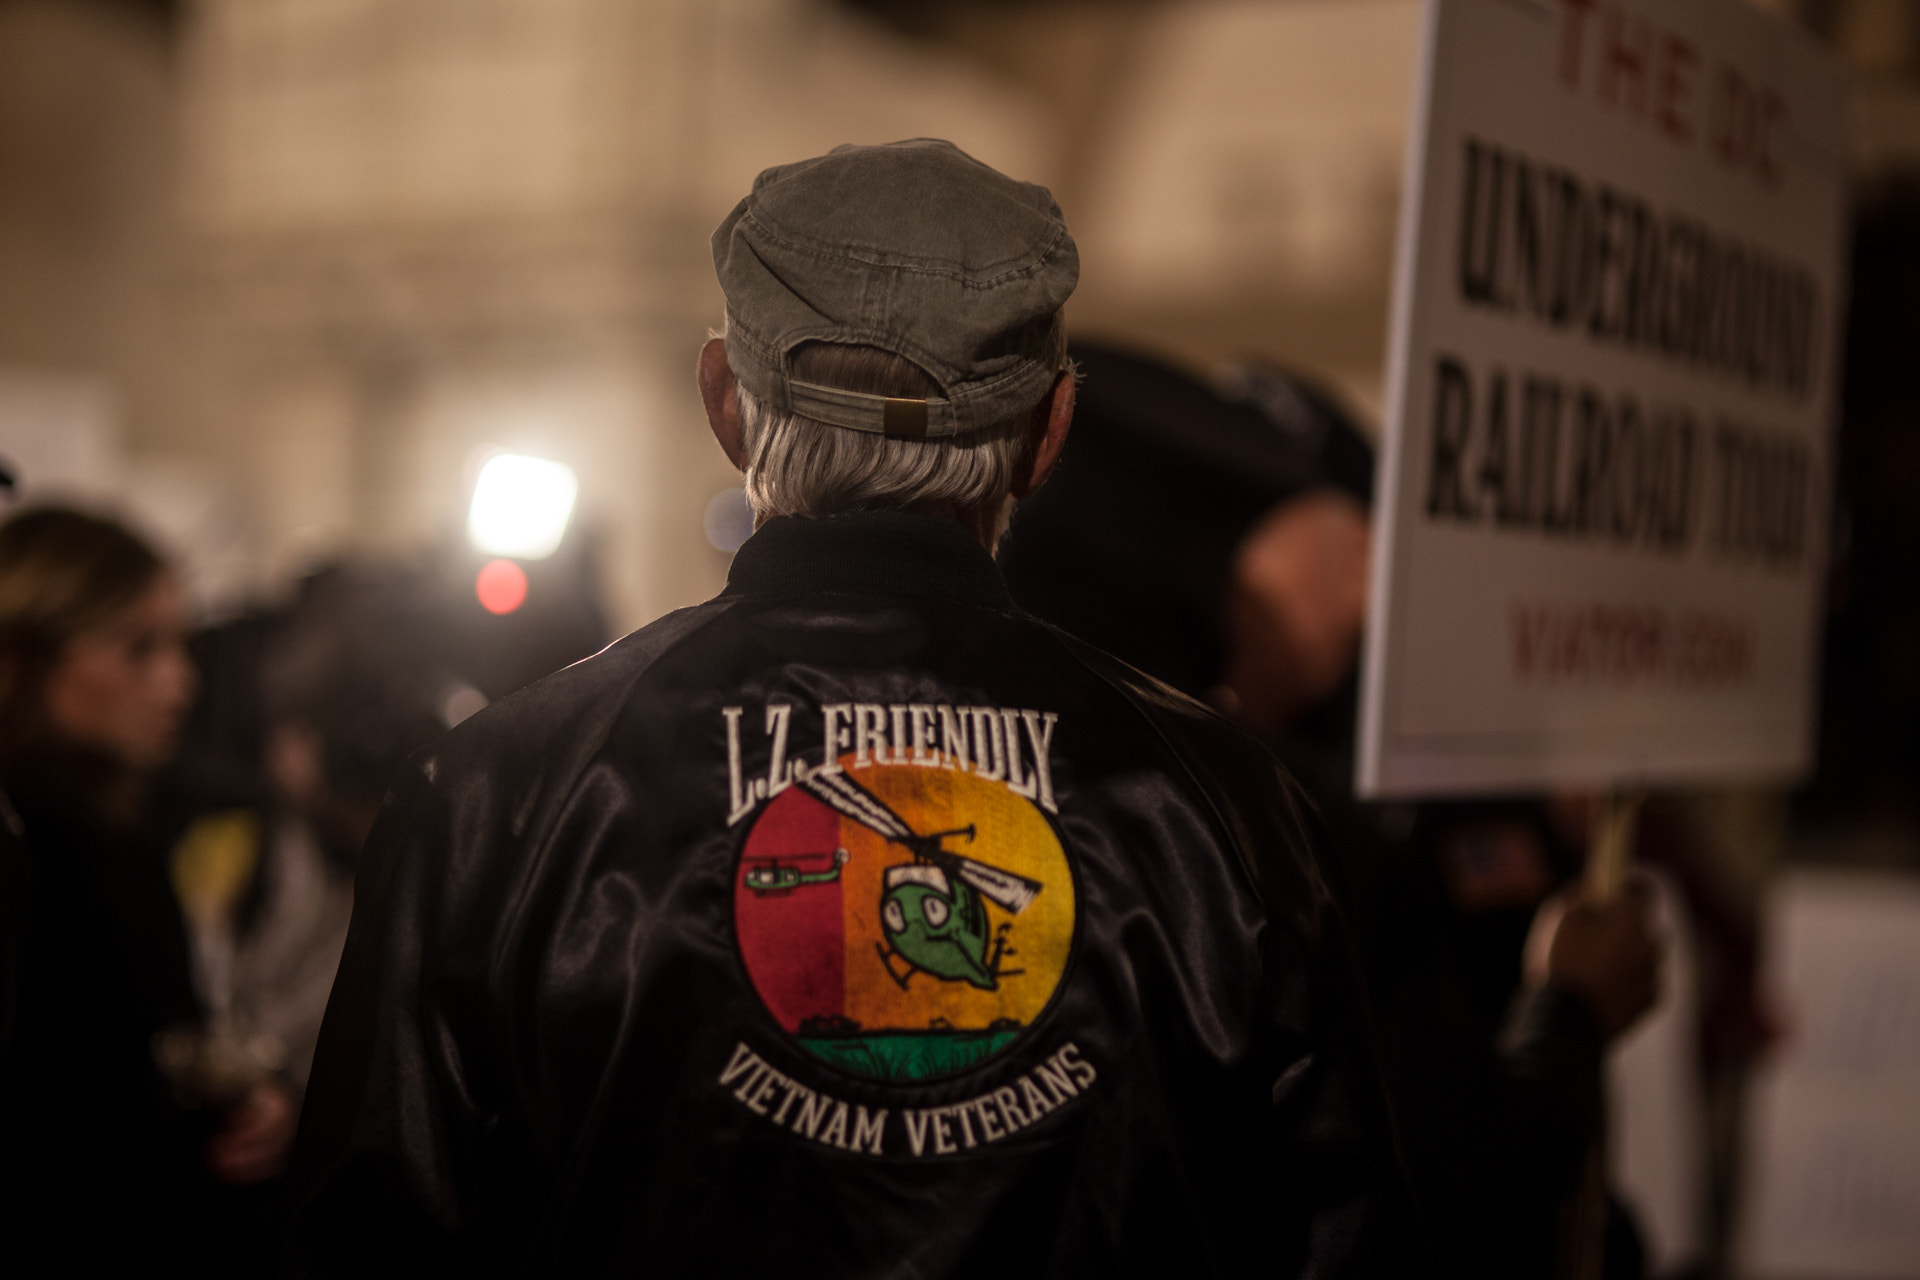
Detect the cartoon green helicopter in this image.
<box><xmin>796</xmin><ymin>769</ymin><xmax>1042</xmax><ymax>991</ymax></box>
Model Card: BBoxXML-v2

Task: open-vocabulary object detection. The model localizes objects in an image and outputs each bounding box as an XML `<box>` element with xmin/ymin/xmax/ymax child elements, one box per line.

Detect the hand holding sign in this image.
<box><xmin>1526</xmin><ymin>874</ymin><xmax>1666</xmax><ymax>1040</ymax></box>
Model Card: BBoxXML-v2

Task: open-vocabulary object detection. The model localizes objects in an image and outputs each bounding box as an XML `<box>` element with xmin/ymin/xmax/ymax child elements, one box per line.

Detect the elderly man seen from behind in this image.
<box><xmin>287</xmin><ymin>140</ymin><xmax>1393</xmax><ymax>1278</ymax></box>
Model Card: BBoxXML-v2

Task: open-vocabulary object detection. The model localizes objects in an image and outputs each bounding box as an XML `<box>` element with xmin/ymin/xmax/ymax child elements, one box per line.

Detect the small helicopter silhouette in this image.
<box><xmin>795</xmin><ymin>769</ymin><xmax>1042</xmax><ymax>992</ymax></box>
<box><xmin>742</xmin><ymin>847</ymin><xmax>849</xmax><ymax>895</ymax></box>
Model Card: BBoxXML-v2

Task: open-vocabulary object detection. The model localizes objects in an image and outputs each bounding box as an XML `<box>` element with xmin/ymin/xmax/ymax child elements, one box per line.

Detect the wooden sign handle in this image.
<box><xmin>1584</xmin><ymin>790</ymin><xmax>1642</xmax><ymax>903</ymax></box>
<box><xmin>1556</xmin><ymin>787</ymin><xmax>1648</xmax><ymax>1280</ymax></box>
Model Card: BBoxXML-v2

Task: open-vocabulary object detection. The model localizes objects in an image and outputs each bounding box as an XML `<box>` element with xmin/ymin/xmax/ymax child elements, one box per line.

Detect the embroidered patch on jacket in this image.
<box><xmin>724</xmin><ymin>701</ymin><xmax>1076</xmax><ymax>1084</ymax></box>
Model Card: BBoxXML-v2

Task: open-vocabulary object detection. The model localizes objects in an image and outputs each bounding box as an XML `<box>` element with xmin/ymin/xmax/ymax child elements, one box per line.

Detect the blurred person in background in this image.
<box><xmin>243</xmin><ymin>580</ymin><xmax>477</xmax><ymax>1088</ymax></box>
<box><xmin>1000</xmin><ymin>344</ymin><xmax>1665</xmax><ymax>1280</ymax></box>
<box><xmin>0</xmin><ymin>505</ymin><xmax>284</xmax><ymax>1272</ymax></box>
<box><xmin>170</xmin><ymin>569</ymin><xmax>481</xmax><ymax>1101</ymax></box>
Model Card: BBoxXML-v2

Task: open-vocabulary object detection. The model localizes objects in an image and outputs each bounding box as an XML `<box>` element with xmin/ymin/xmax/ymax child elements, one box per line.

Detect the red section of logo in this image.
<box><xmin>733</xmin><ymin>787</ymin><xmax>845</xmax><ymax>1029</ymax></box>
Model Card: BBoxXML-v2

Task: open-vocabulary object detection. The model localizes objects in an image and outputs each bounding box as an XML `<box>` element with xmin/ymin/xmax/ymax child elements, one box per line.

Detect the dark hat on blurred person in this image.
<box><xmin>711</xmin><ymin>139</ymin><xmax>1078</xmax><ymax>440</ymax></box>
<box><xmin>999</xmin><ymin>342</ymin><xmax>1374</xmax><ymax>699</ymax></box>
<box><xmin>1214</xmin><ymin>361</ymin><xmax>1375</xmax><ymax>509</ymax></box>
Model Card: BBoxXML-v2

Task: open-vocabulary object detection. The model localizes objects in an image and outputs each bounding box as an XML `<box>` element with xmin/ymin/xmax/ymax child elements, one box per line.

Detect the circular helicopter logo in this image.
<box><xmin>733</xmin><ymin>759</ymin><xmax>1075</xmax><ymax>1083</ymax></box>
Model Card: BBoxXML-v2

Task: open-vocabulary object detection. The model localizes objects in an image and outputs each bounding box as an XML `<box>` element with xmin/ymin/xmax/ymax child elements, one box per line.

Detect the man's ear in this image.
<box><xmin>1011</xmin><ymin>370</ymin><xmax>1075</xmax><ymax>499</ymax></box>
<box><xmin>699</xmin><ymin>337</ymin><xmax>748</xmax><ymax>472</ymax></box>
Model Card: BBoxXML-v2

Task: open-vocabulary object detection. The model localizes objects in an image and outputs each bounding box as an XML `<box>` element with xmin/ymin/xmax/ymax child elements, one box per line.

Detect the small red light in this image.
<box><xmin>476</xmin><ymin>558</ymin><xmax>528</xmax><ymax>614</ymax></box>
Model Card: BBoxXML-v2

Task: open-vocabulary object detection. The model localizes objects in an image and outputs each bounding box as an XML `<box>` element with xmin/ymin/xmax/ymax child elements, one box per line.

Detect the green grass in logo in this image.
<box><xmin>796</xmin><ymin>1028</ymin><xmax>1022</xmax><ymax>1081</ymax></box>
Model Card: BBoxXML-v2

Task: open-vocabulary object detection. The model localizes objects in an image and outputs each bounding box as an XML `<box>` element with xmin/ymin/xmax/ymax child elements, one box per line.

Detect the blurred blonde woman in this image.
<box><xmin>0</xmin><ymin>506</ymin><xmax>287</xmax><ymax>1271</ymax></box>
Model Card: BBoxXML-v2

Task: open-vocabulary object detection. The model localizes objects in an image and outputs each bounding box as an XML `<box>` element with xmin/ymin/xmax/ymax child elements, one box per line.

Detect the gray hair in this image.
<box><xmin>733</xmin><ymin>319</ymin><xmax>1069</xmax><ymax>531</ymax></box>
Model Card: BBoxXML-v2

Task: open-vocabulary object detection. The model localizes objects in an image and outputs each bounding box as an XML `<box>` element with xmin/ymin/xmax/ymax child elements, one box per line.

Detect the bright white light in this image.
<box><xmin>467</xmin><ymin>454</ymin><xmax>578</xmax><ymax>559</ymax></box>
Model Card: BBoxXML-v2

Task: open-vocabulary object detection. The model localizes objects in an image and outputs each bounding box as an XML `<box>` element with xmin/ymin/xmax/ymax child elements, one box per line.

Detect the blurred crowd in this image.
<box><xmin>0</xmin><ymin>492</ymin><xmax>609</xmax><ymax>1273</ymax></box>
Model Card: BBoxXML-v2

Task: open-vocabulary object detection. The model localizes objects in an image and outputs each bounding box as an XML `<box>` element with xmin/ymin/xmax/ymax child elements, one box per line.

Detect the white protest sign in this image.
<box><xmin>1358</xmin><ymin>0</ymin><xmax>1849</xmax><ymax>796</ymax></box>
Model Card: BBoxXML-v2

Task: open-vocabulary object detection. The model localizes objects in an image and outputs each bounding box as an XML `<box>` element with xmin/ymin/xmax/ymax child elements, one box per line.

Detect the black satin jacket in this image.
<box><xmin>288</xmin><ymin>513</ymin><xmax>1387</xmax><ymax>1278</ymax></box>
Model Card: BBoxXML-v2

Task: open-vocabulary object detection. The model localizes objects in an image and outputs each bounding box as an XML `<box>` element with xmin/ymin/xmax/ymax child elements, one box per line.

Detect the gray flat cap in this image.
<box><xmin>712</xmin><ymin>139</ymin><xmax>1078</xmax><ymax>440</ymax></box>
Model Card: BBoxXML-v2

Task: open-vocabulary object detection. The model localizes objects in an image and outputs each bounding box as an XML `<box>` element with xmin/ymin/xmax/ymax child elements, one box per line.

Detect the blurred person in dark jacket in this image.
<box><xmin>1000</xmin><ymin>344</ymin><xmax>1663</xmax><ymax>1280</ymax></box>
<box><xmin>0</xmin><ymin>505</ymin><xmax>291</xmax><ymax>1270</ymax></box>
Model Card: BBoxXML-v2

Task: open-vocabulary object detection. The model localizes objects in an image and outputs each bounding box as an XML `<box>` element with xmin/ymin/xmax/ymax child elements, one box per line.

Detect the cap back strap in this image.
<box><xmin>788</xmin><ymin>379</ymin><xmax>958</xmax><ymax>440</ymax></box>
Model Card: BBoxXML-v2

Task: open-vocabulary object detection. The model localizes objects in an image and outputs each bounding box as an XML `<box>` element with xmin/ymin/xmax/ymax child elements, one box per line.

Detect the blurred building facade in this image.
<box><xmin>0</xmin><ymin>0</ymin><xmax>1914</xmax><ymax>632</ymax></box>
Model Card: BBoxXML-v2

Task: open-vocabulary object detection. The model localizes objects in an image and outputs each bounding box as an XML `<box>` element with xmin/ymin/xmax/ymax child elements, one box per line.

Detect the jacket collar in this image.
<box><xmin>726</xmin><ymin>512</ymin><xmax>1016</xmax><ymax>612</ymax></box>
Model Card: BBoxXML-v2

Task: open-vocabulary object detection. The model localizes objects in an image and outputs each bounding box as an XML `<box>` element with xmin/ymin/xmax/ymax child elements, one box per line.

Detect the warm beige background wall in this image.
<box><xmin>0</xmin><ymin>0</ymin><xmax>1908</xmax><ymax>631</ymax></box>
